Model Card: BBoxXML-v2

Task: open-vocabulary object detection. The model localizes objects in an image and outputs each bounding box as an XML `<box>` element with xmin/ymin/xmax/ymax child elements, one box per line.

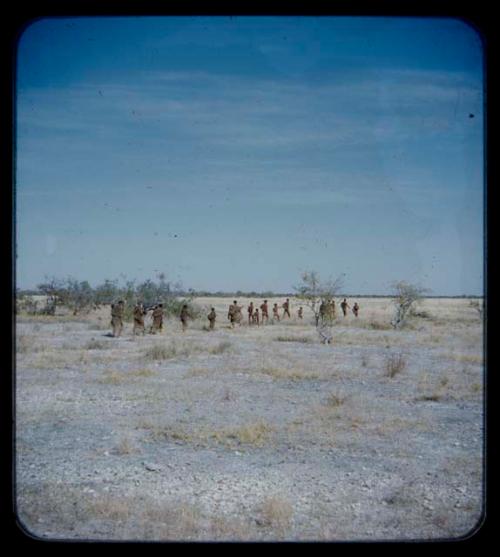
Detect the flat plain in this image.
<box><xmin>15</xmin><ymin>296</ymin><xmax>485</xmax><ymax>541</ymax></box>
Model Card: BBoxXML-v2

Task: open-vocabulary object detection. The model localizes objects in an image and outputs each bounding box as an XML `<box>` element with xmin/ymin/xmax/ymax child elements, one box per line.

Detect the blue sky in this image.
<box><xmin>15</xmin><ymin>16</ymin><xmax>484</xmax><ymax>295</ymax></box>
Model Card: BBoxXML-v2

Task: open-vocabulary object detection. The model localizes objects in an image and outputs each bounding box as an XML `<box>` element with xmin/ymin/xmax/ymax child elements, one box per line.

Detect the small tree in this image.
<box><xmin>294</xmin><ymin>271</ymin><xmax>344</xmax><ymax>343</ymax></box>
<box><xmin>294</xmin><ymin>271</ymin><xmax>322</xmax><ymax>326</ymax></box>
<box><xmin>64</xmin><ymin>278</ymin><xmax>94</xmax><ymax>314</ymax></box>
<box><xmin>36</xmin><ymin>277</ymin><xmax>67</xmax><ymax>315</ymax></box>
<box><xmin>94</xmin><ymin>279</ymin><xmax>119</xmax><ymax>306</ymax></box>
<box><xmin>390</xmin><ymin>280</ymin><xmax>429</xmax><ymax>329</ymax></box>
<box><xmin>136</xmin><ymin>279</ymin><xmax>160</xmax><ymax>307</ymax></box>
<box><xmin>120</xmin><ymin>279</ymin><xmax>137</xmax><ymax>322</ymax></box>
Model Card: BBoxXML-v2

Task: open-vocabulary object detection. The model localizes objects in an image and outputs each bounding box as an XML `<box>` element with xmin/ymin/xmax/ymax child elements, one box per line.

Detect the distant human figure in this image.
<box><xmin>260</xmin><ymin>300</ymin><xmax>269</xmax><ymax>324</ymax></box>
<box><xmin>319</xmin><ymin>300</ymin><xmax>327</xmax><ymax>323</ymax></box>
<box><xmin>110</xmin><ymin>300</ymin><xmax>125</xmax><ymax>337</ymax></box>
<box><xmin>272</xmin><ymin>303</ymin><xmax>280</xmax><ymax>322</ymax></box>
<box><xmin>180</xmin><ymin>304</ymin><xmax>189</xmax><ymax>332</ymax></box>
<box><xmin>297</xmin><ymin>306</ymin><xmax>303</xmax><ymax>319</ymax></box>
<box><xmin>253</xmin><ymin>308</ymin><xmax>260</xmax><ymax>326</ymax></box>
<box><xmin>133</xmin><ymin>302</ymin><xmax>146</xmax><ymax>335</ymax></box>
<box><xmin>341</xmin><ymin>298</ymin><xmax>350</xmax><ymax>317</ymax></box>
<box><xmin>352</xmin><ymin>302</ymin><xmax>360</xmax><ymax>317</ymax></box>
<box><xmin>150</xmin><ymin>303</ymin><xmax>164</xmax><ymax>334</ymax></box>
<box><xmin>228</xmin><ymin>300</ymin><xmax>242</xmax><ymax>327</ymax></box>
<box><xmin>282</xmin><ymin>298</ymin><xmax>291</xmax><ymax>319</ymax></box>
<box><xmin>329</xmin><ymin>299</ymin><xmax>337</xmax><ymax>319</ymax></box>
<box><xmin>234</xmin><ymin>303</ymin><xmax>243</xmax><ymax>326</ymax></box>
<box><xmin>247</xmin><ymin>302</ymin><xmax>254</xmax><ymax>325</ymax></box>
<box><xmin>228</xmin><ymin>301</ymin><xmax>237</xmax><ymax>328</ymax></box>
<box><xmin>207</xmin><ymin>307</ymin><xmax>216</xmax><ymax>330</ymax></box>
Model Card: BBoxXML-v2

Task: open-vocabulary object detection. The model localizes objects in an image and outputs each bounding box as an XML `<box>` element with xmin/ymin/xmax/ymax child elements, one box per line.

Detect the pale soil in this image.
<box><xmin>15</xmin><ymin>297</ymin><xmax>485</xmax><ymax>542</ymax></box>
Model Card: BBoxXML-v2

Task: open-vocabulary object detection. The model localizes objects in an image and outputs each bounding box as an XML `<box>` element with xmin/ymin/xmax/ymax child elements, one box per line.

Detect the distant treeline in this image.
<box><xmin>17</xmin><ymin>276</ymin><xmax>483</xmax><ymax>306</ymax></box>
<box><xmin>16</xmin><ymin>275</ymin><xmax>192</xmax><ymax>317</ymax></box>
<box><xmin>187</xmin><ymin>292</ymin><xmax>483</xmax><ymax>299</ymax></box>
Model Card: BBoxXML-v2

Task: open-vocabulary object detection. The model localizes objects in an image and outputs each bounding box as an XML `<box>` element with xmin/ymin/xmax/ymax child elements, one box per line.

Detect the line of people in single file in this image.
<box><xmin>109</xmin><ymin>297</ymin><xmax>360</xmax><ymax>337</ymax></box>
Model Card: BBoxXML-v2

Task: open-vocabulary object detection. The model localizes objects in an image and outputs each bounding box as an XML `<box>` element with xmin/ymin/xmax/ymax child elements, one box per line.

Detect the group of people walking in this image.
<box><xmin>227</xmin><ymin>297</ymin><xmax>360</xmax><ymax>329</ymax></box>
<box><xmin>109</xmin><ymin>297</ymin><xmax>360</xmax><ymax>337</ymax></box>
<box><xmin>319</xmin><ymin>298</ymin><xmax>360</xmax><ymax>321</ymax></box>
<box><xmin>109</xmin><ymin>300</ymin><xmax>189</xmax><ymax>338</ymax></box>
<box><xmin>226</xmin><ymin>299</ymin><xmax>290</xmax><ymax>328</ymax></box>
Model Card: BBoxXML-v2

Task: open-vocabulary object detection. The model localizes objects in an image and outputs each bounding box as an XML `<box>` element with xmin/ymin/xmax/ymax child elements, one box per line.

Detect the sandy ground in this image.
<box><xmin>15</xmin><ymin>297</ymin><xmax>485</xmax><ymax>542</ymax></box>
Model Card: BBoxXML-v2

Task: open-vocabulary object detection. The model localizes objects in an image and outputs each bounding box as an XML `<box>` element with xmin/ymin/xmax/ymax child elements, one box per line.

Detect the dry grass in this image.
<box><xmin>324</xmin><ymin>392</ymin><xmax>347</xmax><ymax>408</ymax></box>
<box><xmin>221</xmin><ymin>387</ymin><xmax>234</xmax><ymax>401</ymax></box>
<box><xmin>364</xmin><ymin>320</ymin><xmax>392</xmax><ymax>331</ymax></box>
<box><xmin>16</xmin><ymin>335</ymin><xmax>44</xmax><ymax>354</ymax></box>
<box><xmin>24</xmin><ymin>490</ymin><xmax>258</xmax><ymax>541</ymax></box>
<box><xmin>150</xmin><ymin>420</ymin><xmax>274</xmax><ymax>448</ymax></box>
<box><xmin>85</xmin><ymin>338</ymin><xmax>111</xmax><ymax>350</ymax></box>
<box><xmin>414</xmin><ymin>373</ymin><xmax>460</xmax><ymax>403</ymax></box>
<box><xmin>129</xmin><ymin>367</ymin><xmax>156</xmax><ymax>378</ymax></box>
<box><xmin>98</xmin><ymin>371</ymin><xmax>125</xmax><ymax>385</ymax></box>
<box><xmin>143</xmin><ymin>343</ymin><xmax>186</xmax><ymax>361</ymax></box>
<box><xmin>87</xmin><ymin>496</ymin><xmax>131</xmax><ymax>520</ymax></box>
<box><xmin>258</xmin><ymin>366</ymin><xmax>320</xmax><ymax>381</ymax></box>
<box><xmin>222</xmin><ymin>422</ymin><xmax>274</xmax><ymax>446</ymax></box>
<box><xmin>28</xmin><ymin>347</ymin><xmax>114</xmax><ymax>370</ymax></box>
<box><xmin>470</xmin><ymin>383</ymin><xmax>482</xmax><ymax>394</ymax></box>
<box><xmin>184</xmin><ymin>367</ymin><xmax>211</xmax><ymax>378</ymax></box>
<box><xmin>257</xmin><ymin>495</ymin><xmax>294</xmax><ymax>532</ymax></box>
<box><xmin>372</xmin><ymin>416</ymin><xmax>428</xmax><ymax>437</ymax></box>
<box><xmin>143</xmin><ymin>340</ymin><xmax>229</xmax><ymax>361</ymax></box>
<box><xmin>447</xmin><ymin>353</ymin><xmax>483</xmax><ymax>365</ymax></box>
<box><xmin>208</xmin><ymin>340</ymin><xmax>232</xmax><ymax>354</ymax></box>
<box><xmin>19</xmin><ymin>482</ymin><xmax>259</xmax><ymax>541</ymax></box>
<box><xmin>384</xmin><ymin>352</ymin><xmax>407</xmax><ymax>378</ymax></box>
<box><xmin>15</xmin><ymin>297</ymin><xmax>484</xmax><ymax>540</ymax></box>
<box><xmin>114</xmin><ymin>436</ymin><xmax>139</xmax><ymax>455</ymax></box>
<box><xmin>87</xmin><ymin>321</ymin><xmax>109</xmax><ymax>331</ymax></box>
<box><xmin>30</xmin><ymin>351</ymin><xmax>84</xmax><ymax>370</ymax></box>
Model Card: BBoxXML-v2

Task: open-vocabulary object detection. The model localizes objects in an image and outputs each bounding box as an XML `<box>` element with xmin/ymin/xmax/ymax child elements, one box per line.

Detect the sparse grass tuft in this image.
<box><xmin>87</xmin><ymin>321</ymin><xmax>109</xmax><ymax>331</ymax></box>
<box><xmin>325</xmin><ymin>392</ymin><xmax>347</xmax><ymax>407</ymax></box>
<box><xmin>367</xmin><ymin>321</ymin><xmax>392</xmax><ymax>330</ymax></box>
<box><xmin>99</xmin><ymin>371</ymin><xmax>125</xmax><ymax>385</ymax></box>
<box><xmin>129</xmin><ymin>367</ymin><xmax>156</xmax><ymax>378</ymax></box>
<box><xmin>209</xmin><ymin>340</ymin><xmax>232</xmax><ymax>354</ymax></box>
<box><xmin>149</xmin><ymin>425</ymin><xmax>194</xmax><ymax>444</ymax></box>
<box><xmin>85</xmin><ymin>338</ymin><xmax>110</xmax><ymax>350</ymax></box>
<box><xmin>449</xmin><ymin>353</ymin><xmax>483</xmax><ymax>365</ymax></box>
<box><xmin>88</xmin><ymin>497</ymin><xmax>131</xmax><ymax>520</ymax></box>
<box><xmin>114</xmin><ymin>436</ymin><xmax>138</xmax><ymax>455</ymax></box>
<box><xmin>224</xmin><ymin>421</ymin><xmax>273</xmax><ymax>446</ymax></box>
<box><xmin>221</xmin><ymin>387</ymin><xmax>234</xmax><ymax>401</ymax></box>
<box><xmin>259</xmin><ymin>366</ymin><xmax>320</xmax><ymax>381</ymax></box>
<box><xmin>150</xmin><ymin>420</ymin><xmax>274</xmax><ymax>448</ymax></box>
<box><xmin>16</xmin><ymin>335</ymin><xmax>43</xmax><ymax>354</ymax></box>
<box><xmin>471</xmin><ymin>383</ymin><xmax>482</xmax><ymax>393</ymax></box>
<box><xmin>414</xmin><ymin>372</ymin><xmax>451</xmax><ymax>403</ymax></box>
<box><xmin>257</xmin><ymin>496</ymin><xmax>293</xmax><ymax>532</ymax></box>
<box><xmin>412</xmin><ymin>310</ymin><xmax>432</xmax><ymax>319</ymax></box>
<box><xmin>384</xmin><ymin>352</ymin><xmax>407</xmax><ymax>378</ymax></box>
<box><xmin>185</xmin><ymin>367</ymin><xmax>210</xmax><ymax>378</ymax></box>
<box><xmin>18</xmin><ymin>481</ymin><xmax>267</xmax><ymax>541</ymax></box>
<box><xmin>144</xmin><ymin>343</ymin><xmax>183</xmax><ymax>361</ymax></box>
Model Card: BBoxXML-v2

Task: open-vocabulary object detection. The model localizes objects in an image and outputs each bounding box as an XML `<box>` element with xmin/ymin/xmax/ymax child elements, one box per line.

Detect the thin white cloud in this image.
<box><xmin>16</xmin><ymin>66</ymin><xmax>483</xmax><ymax>166</ymax></box>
